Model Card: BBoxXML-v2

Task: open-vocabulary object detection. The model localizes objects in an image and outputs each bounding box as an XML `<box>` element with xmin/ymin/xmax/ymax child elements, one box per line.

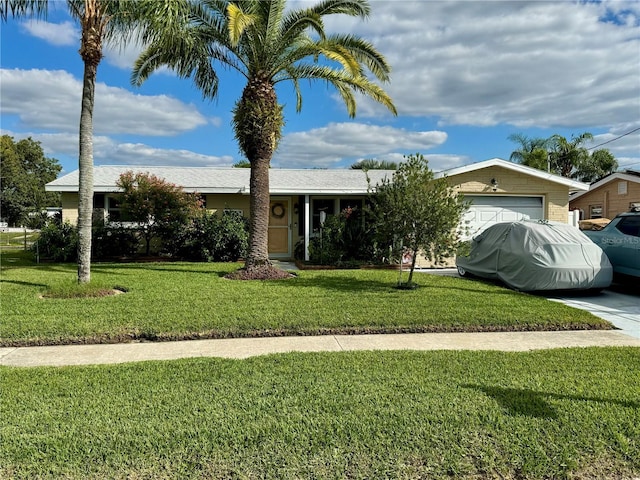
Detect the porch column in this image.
<box><xmin>304</xmin><ymin>195</ymin><xmax>310</xmax><ymax>261</ymax></box>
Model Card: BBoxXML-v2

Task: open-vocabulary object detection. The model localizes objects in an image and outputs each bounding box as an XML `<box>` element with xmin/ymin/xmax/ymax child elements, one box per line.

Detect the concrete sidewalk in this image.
<box><xmin>1</xmin><ymin>330</ymin><xmax>639</xmax><ymax>367</ymax></box>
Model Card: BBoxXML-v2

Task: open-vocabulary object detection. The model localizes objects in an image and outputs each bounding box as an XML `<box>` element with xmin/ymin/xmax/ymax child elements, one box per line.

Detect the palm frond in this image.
<box><xmin>310</xmin><ymin>0</ymin><xmax>370</xmax><ymax>19</ymax></box>
<box><xmin>262</xmin><ymin>0</ymin><xmax>287</xmax><ymax>48</ymax></box>
<box><xmin>227</xmin><ymin>2</ymin><xmax>256</xmax><ymax>47</ymax></box>
<box><xmin>276</xmin><ymin>63</ymin><xmax>396</xmax><ymax>116</ymax></box>
<box><xmin>323</xmin><ymin>34</ymin><xmax>391</xmax><ymax>82</ymax></box>
<box><xmin>1</xmin><ymin>0</ymin><xmax>48</xmax><ymax>21</ymax></box>
<box><xmin>280</xmin><ymin>8</ymin><xmax>325</xmax><ymax>42</ymax></box>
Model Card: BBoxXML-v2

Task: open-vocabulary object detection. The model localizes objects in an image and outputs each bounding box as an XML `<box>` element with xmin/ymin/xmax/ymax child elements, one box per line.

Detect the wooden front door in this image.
<box><xmin>268</xmin><ymin>198</ymin><xmax>290</xmax><ymax>257</ymax></box>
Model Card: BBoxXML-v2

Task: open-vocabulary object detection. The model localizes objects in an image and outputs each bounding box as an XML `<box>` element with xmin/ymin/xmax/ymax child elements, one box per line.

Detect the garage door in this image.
<box><xmin>463</xmin><ymin>195</ymin><xmax>543</xmax><ymax>238</ymax></box>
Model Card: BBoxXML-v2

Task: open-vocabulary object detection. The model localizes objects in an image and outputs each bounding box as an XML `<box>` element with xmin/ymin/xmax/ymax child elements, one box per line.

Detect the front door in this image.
<box><xmin>268</xmin><ymin>198</ymin><xmax>290</xmax><ymax>257</ymax></box>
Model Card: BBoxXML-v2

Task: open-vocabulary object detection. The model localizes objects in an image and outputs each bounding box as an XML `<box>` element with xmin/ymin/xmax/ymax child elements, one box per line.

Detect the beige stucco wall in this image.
<box><xmin>204</xmin><ymin>194</ymin><xmax>250</xmax><ymax>215</ymax></box>
<box><xmin>570</xmin><ymin>180</ymin><xmax>640</xmax><ymax>220</ymax></box>
<box><xmin>448</xmin><ymin>166</ymin><xmax>570</xmax><ymax>223</ymax></box>
<box><xmin>61</xmin><ymin>193</ymin><xmax>79</xmax><ymax>224</ymax></box>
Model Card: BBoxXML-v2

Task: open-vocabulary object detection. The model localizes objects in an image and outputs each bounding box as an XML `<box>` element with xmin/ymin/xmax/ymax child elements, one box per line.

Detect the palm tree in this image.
<box><xmin>548</xmin><ymin>132</ymin><xmax>593</xmax><ymax>178</ymax></box>
<box><xmin>1</xmin><ymin>0</ymin><xmax>162</xmax><ymax>283</ymax></box>
<box><xmin>508</xmin><ymin>133</ymin><xmax>551</xmax><ymax>171</ymax></box>
<box><xmin>132</xmin><ymin>0</ymin><xmax>397</xmax><ymax>279</ymax></box>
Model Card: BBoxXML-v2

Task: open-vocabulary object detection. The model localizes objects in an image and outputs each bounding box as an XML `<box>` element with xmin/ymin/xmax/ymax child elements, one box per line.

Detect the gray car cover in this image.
<box><xmin>456</xmin><ymin>220</ymin><xmax>613</xmax><ymax>291</ymax></box>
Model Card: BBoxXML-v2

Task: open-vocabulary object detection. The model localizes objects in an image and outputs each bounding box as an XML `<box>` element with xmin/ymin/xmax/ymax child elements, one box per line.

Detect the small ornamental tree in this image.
<box><xmin>116</xmin><ymin>171</ymin><xmax>202</xmax><ymax>255</ymax></box>
<box><xmin>369</xmin><ymin>153</ymin><xmax>469</xmax><ymax>287</ymax></box>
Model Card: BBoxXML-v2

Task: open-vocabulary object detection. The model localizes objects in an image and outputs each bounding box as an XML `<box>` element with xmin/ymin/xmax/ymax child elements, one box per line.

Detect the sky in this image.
<box><xmin>1</xmin><ymin>0</ymin><xmax>639</xmax><ymax>177</ymax></box>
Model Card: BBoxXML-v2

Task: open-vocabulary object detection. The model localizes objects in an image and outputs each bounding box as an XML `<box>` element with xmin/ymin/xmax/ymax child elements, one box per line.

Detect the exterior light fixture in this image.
<box><xmin>490</xmin><ymin>178</ymin><xmax>499</xmax><ymax>192</ymax></box>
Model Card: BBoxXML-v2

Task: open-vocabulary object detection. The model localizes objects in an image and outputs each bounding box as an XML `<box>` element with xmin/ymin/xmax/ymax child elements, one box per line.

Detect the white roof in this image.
<box><xmin>570</xmin><ymin>171</ymin><xmax>640</xmax><ymax>201</ymax></box>
<box><xmin>46</xmin><ymin>165</ymin><xmax>393</xmax><ymax>195</ymax></box>
<box><xmin>46</xmin><ymin>158</ymin><xmax>588</xmax><ymax>194</ymax></box>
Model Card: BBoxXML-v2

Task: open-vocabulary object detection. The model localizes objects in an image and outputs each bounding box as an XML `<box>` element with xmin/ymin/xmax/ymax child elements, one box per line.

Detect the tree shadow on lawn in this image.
<box><xmin>90</xmin><ymin>263</ymin><xmax>234</xmax><ymax>278</ymax></box>
<box><xmin>0</xmin><ymin>278</ymin><xmax>48</xmax><ymax>288</ymax></box>
<box><xmin>277</xmin><ymin>273</ymin><xmax>525</xmax><ymax>296</ymax></box>
<box><xmin>463</xmin><ymin>384</ymin><xmax>639</xmax><ymax>419</ymax></box>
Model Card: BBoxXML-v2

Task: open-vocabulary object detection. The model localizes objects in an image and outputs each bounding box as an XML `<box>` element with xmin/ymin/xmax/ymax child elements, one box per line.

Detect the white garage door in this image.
<box><xmin>463</xmin><ymin>195</ymin><xmax>543</xmax><ymax>238</ymax></box>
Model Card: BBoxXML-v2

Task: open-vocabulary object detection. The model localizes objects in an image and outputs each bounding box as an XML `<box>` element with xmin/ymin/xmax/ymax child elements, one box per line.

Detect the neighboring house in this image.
<box><xmin>46</xmin><ymin>158</ymin><xmax>588</xmax><ymax>262</ymax></box>
<box><xmin>569</xmin><ymin>170</ymin><xmax>640</xmax><ymax>221</ymax></box>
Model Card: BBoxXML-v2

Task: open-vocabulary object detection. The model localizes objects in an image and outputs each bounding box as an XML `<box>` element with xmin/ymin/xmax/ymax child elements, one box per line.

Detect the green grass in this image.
<box><xmin>0</xmin><ymin>261</ymin><xmax>609</xmax><ymax>346</ymax></box>
<box><xmin>1</xmin><ymin>348</ymin><xmax>638</xmax><ymax>479</ymax></box>
<box><xmin>0</xmin><ymin>230</ymin><xmax>38</xmax><ymax>248</ymax></box>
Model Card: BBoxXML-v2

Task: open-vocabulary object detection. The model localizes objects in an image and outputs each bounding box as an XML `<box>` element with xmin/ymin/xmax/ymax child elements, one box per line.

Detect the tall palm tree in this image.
<box><xmin>132</xmin><ymin>0</ymin><xmax>397</xmax><ymax>279</ymax></box>
<box><xmin>1</xmin><ymin>0</ymin><xmax>168</xmax><ymax>283</ymax></box>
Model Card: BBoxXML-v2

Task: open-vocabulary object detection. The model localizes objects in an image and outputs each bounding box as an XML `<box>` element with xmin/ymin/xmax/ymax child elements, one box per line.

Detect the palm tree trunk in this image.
<box><xmin>77</xmin><ymin>0</ymin><xmax>102</xmax><ymax>284</ymax></box>
<box><xmin>77</xmin><ymin>60</ymin><xmax>96</xmax><ymax>284</ymax></box>
<box><xmin>246</xmin><ymin>156</ymin><xmax>270</xmax><ymax>268</ymax></box>
<box><xmin>229</xmin><ymin>73</ymin><xmax>290</xmax><ymax>279</ymax></box>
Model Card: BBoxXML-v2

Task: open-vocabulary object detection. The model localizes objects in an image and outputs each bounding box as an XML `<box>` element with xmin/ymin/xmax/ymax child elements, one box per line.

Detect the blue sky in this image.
<box><xmin>1</xmin><ymin>0</ymin><xmax>639</xmax><ymax>177</ymax></box>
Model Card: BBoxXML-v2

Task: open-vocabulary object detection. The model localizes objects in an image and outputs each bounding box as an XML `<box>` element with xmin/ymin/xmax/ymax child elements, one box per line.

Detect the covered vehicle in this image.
<box><xmin>456</xmin><ymin>220</ymin><xmax>613</xmax><ymax>291</ymax></box>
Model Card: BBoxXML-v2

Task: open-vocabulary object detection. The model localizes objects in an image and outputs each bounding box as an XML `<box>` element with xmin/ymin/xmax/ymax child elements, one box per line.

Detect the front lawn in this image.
<box><xmin>0</xmin><ymin>263</ymin><xmax>610</xmax><ymax>345</ymax></box>
<box><xmin>0</xmin><ymin>261</ymin><xmax>610</xmax><ymax>346</ymax></box>
<box><xmin>2</xmin><ymin>348</ymin><xmax>638</xmax><ymax>479</ymax></box>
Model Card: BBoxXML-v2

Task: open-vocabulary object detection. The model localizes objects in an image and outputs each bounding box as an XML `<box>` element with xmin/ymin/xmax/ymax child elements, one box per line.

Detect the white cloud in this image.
<box><xmin>274</xmin><ymin>123</ymin><xmax>447</xmax><ymax>168</ymax></box>
<box><xmin>329</xmin><ymin>2</ymin><xmax>640</xmax><ymax>131</ymax></box>
<box><xmin>0</xmin><ymin>68</ymin><xmax>214</xmax><ymax>136</ymax></box>
<box><xmin>1</xmin><ymin>129</ymin><xmax>234</xmax><ymax>168</ymax></box>
<box><xmin>106</xmin><ymin>143</ymin><xmax>233</xmax><ymax>167</ymax></box>
<box><xmin>20</xmin><ymin>20</ymin><xmax>78</xmax><ymax>46</ymax></box>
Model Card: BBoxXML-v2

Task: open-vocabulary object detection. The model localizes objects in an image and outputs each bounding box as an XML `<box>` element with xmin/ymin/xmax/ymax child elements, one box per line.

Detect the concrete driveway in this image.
<box><xmin>548</xmin><ymin>283</ymin><xmax>640</xmax><ymax>339</ymax></box>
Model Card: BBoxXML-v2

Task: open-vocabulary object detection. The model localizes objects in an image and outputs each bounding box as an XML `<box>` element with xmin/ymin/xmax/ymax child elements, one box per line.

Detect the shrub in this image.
<box><xmin>170</xmin><ymin>210</ymin><xmax>249</xmax><ymax>262</ymax></box>
<box><xmin>92</xmin><ymin>220</ymin><xmax>140</xmax><ymax>259</ymax></box>
<box><xmin>32</xmin><ymin>221</ymin><xmax>78</xmax><ymax>262</ymax></box>
<box><xmin>306</xmin><ymin>207</ymin><xmax>377</xmax><ymax>266</ymax></box>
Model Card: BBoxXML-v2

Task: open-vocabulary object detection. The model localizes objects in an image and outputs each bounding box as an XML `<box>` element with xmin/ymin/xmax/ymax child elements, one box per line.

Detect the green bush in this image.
<box><xmin>30</xmin><ymin>211</ymin><xmax>249</xmax><ymax>263</ymax></box>
<box><xmin>170</xmin><ymin>210</ymin><xmax>249</xmax><ymax>262</ymax></box>
<box><xmin>32</xmin><ymin>221</ymin><xmax>78</xmax><ymax>262</ymax></box>
<box><xmin>306</xmin><ymin>207</ymin><xmax>378</xmax><ymax>266</ymax></box>
<box><xmin>92</xmin><ymin>220</ymin><xmax>140</xmax><ymax>259</ymax></box>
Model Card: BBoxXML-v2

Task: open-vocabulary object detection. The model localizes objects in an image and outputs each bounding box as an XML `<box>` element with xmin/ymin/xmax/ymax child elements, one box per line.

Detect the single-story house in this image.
<box><xmin>46</xmin><ymin>158</ymin><xmax>588</xmax><ymax>262</ymax></box>
<box><xmin>569</xmin><ymin>170</ymin><xmax>640</xmax><ymax>221</ymax></box>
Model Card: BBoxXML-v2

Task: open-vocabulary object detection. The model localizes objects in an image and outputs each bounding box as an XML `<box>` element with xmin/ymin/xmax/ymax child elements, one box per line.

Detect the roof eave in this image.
<box><xmin>436</xmin><ymin>158</ymin><xmax>590</xmax><ymax>191</ymax></box>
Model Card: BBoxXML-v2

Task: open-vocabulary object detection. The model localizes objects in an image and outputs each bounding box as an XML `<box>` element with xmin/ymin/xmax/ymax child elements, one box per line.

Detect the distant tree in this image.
<box><xmin>232</xmin><ymin>160</ymin><xmax>251</xmax><ymax>168</ymax></box>
<box><xmin>116</xmin><ymin>171</ymin><xmax>202</xmax><ymax>255</ymax></box>
<box><xmin>509</xmin><ymin>131</ymin><xmax>618</xmax><ymax>181</ymax></box>
<box><xmin>0</xmin><ymin>135</ymin><xmax>61</xmax><ymax>227</ymax></box>
<box><xmin>369</xmin><ymin>153</ymin><xmax>468</xmax><ymax>288</ymax></box>
<box><xmin>574</xmin><ymin>149</ymin><xmax>618</xmax><ymax>183</ymax></box>
<box><xmin>351</xmin><ymin>159</ymin><xmax>398</xmax><ymax>171</ymax></box>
